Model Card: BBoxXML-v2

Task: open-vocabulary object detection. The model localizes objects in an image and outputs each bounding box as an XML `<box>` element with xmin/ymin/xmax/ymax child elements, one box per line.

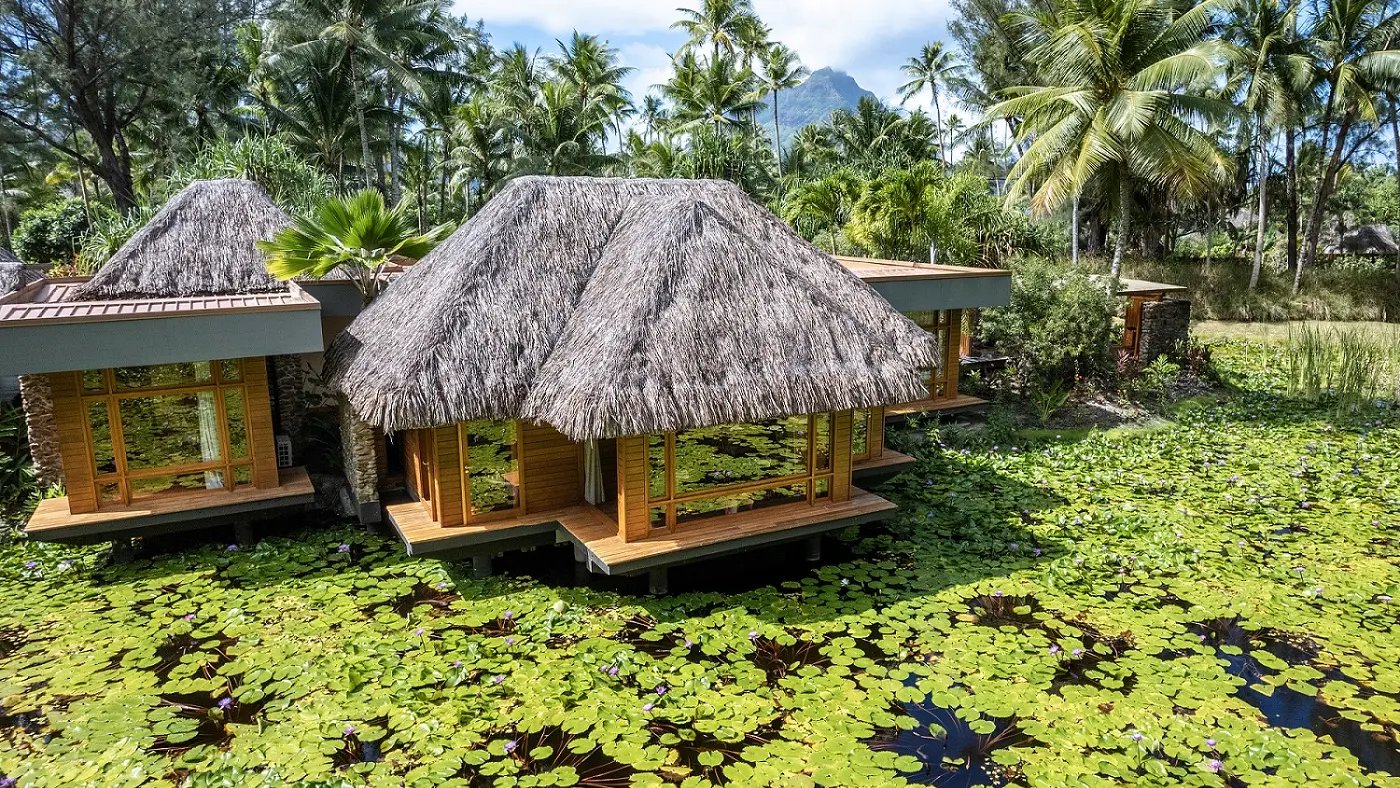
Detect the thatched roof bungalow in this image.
<box><xmin>328</xmin><ymin>176</ymin><xmax>939</xmax><ymax>440</ymax></box>
<box><xmin>327</xmin><ymin>176</ymin><xmax>944</xmax><ymax>582</ymax></box>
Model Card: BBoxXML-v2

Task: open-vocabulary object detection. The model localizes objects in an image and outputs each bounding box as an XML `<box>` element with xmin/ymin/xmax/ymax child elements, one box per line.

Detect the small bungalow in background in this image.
<box><xmin>325</xmin><ymin>177</ymin><xmax>939</xmax><ymax>591</ymax></box>
<box><xmin>0</xmin><ymin>180</ymin><xmax>351</xmax><ymax>548</ymax></box>
<box><xmin>1325</xmin><ymin>224</ymin><xmax>1400</xmax><ymax>259</ymax></box>
<box><xmin>2</xmin><ymin>175</ymin><xmax>1016</xmax><ymax>591</ymax></box>
<box><xmin>1117</xmin><ymin>278</ymin><xmax>1190</xmax><ymax>363</ymax></box>
<box><xmin>1</xmin><ymin>247</ymin><xmax>46</xmax><ymax>402</ymax></box>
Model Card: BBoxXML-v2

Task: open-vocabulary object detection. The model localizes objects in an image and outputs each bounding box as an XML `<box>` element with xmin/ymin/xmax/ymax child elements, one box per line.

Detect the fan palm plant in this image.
<box><xmin>989</xmin><ymin>0</ymin><xmax>1234</xmax><ymax>276</ymax></box>
<box><xmin>757</xmin><ymin>43</ymin><xmax>809</xmax><ymax>176</ymax></box>
<box><xmin>259</xmin><ymin>189</ymin><xmax>452</xmax><ymax>304</ymax></box>
<box><xmin>1223</xmin><ymin>0</ymin><xmax>1313</xmax><ymax>289</ymax></box>
<box><xmin>899</xmin><ymin>42</ymin><xmax>966</xmax><ymax>173</ymax></box>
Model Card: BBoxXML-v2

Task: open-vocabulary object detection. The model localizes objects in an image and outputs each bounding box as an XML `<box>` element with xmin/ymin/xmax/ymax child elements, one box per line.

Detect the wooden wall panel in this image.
<box><xmin>831</xmin><ymin>410</ymin><xmax>853</xmax><ymax>502</ymax></box>
<box><xmin>432</xmin><ymin>426</ymin><xmax>465</xmax><ymax>526</ymax></box>
<box><xmin>49</xmin><ymin>372</ymin><xmax>98</xmax><ymax>514</ymax></box>
<box><xmin>242</xmin><ymin>358</ymin><xmax>281</xmax><ymax>489</ymax></box>
<box><xmin>615</xmin><ymin>435</ymin><xmax>650</xmax><ymax>542</ymax></box>
<box><xmin>521</xmin><ymin>423</ymin><xmax>582</xmax><ymax>513</ymax></box>
<box><xmin>868</xmin><ymin>407</ymin><xmax>886</xmax><ymax>460</ymax></box>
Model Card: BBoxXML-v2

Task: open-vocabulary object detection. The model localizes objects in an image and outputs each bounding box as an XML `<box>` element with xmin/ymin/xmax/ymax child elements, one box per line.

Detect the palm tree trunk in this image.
<box><xmin>1071</xmin><ymin>193</ymin><xmax>1079</xmax><ymax>265</ymax></box>
<box><xmin>1112</xmin><ymin>175</ymin><xmax>1130</xmax><ymax>278</ymax></box>
<box><xmin>0</xmin><ymin>153</ymin><xmax>10</xmax><ymax>252</ymax></box>
<box><xmin>1298</xmin><ymin>117</ymin><xmax>1350</xmax><ymax>295</ymax></box>
<box><xmin>390</xmin><ymin>93</ymin><xmax>403</xmax><ymax>204</ymax></box>
<box><xmin>771</xmin><ymin>91</ymin><xmax>783</xmax><ymax>178</ymax></box>
<box><xmin>348</xmin><ymin>44</ymin><xmax>375</xmax><ymax>192</ymax></box>
<box><xmin>1249</xmin><ymin>124</ymin><xmax>1268</xmax><ymax>290</ymax></box>
<box><xmin>931</xmin><ymin>85</ymin><xmax>947</xmax><ymax>175</ymax></box>
<box><xmin>439</xmin><ymin>133</ymin><xmax>450</xmax><ymax>223</ymax></box>
<box><xmin>1285</xmin><ymin>126</ymin><xmax>1299</xmax><ymax>273</ymax></box>
<box><xmin>1391</xmin><ymin>96</ymin><xmax>1400</xmax><ymax>279</ymax></box>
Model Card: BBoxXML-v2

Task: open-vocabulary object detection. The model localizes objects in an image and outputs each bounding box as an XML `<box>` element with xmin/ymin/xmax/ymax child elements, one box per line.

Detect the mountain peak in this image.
<box><xmin>773</xmin><ymin>67</ymin><xmax>878</xmax><ymax>148</ymax></box>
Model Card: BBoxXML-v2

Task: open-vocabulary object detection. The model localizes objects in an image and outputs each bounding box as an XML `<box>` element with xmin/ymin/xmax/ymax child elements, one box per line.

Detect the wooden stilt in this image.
<box><xmin>648</xmin><ymin>567</ymin><xmax>669</xmax><ymax>595</ymax></box>
<box><xmin>471</xmin><ymin>554</ymin><xmax>493</xmax><ymax>579</ymax></box>
<box><xmin>804</xmin><ymin>535</ymin><xmax>822</xmax><ymax>562</ymax></box>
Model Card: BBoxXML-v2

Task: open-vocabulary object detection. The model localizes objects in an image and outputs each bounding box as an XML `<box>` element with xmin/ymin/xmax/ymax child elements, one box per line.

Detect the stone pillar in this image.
<box><xmin>339</xmin><ymin>398</ymin><xmax>382</xmax><ymax>524</ymax></box>
<box><xmin>19</xmin><ymin>374</ymin><xmax>62</xmax><ymax>487</ymax></box>
<box><xmin>1137</xmin><ymin>299</ymin><xmax>1191</xmax><ymax>364</ymax></box>
<box><xmin>271</xmin><ymin>355</ymin><xmax>308</xmax><ymax>461</ymax></box>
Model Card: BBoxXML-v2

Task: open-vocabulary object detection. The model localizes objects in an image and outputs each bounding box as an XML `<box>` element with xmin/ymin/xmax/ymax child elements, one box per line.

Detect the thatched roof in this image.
<box><xmin>68</xmin><ymin>179</ymin><xmax>290</xmax><ymax>301</ymax></box>
<box><xmin>0</xmin><ymin>247</ymin><xmax>18</xmax><ymax>265</ymax></box>
<box><xmin>326</xmin><ymin>176</ymin><xmax>940</xmax><ymax>440</ymax></box>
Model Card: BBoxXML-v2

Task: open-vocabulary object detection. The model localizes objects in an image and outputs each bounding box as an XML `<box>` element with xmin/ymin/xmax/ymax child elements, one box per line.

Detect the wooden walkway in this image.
<box><xmin>385</xmin><ymin>489</ymin><xmax>898</xmax><ymax>575</ymax></box>
<box><xmin>25</xmin><ymin>467</ymin><xmax>316</xmax><ymax>543</ymax></box>
<box><xmin>884</xmin><ymin>394</ymin><xmax>989</xmax><ymax>418</ymax></box>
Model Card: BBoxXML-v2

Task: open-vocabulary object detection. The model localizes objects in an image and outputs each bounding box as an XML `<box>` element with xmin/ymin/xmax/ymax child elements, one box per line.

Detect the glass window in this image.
<box><xmin>852</xmin><ymin>409</ymin><xmax>870</xmax><ymax>458</ymax></box>
<box><xmin>219</xmin><ymin>360</ymin><xmax>243</xmax><ymax>382</ymax></box>
<box><xmin>676</xmin><ymin>483</ymin><xmax>808</xmax><ymax>525</ymax></box>
<box><xmin>813</xmin><ymin>413</ymin><xmax>831</xmax><ymax>471</ymax></box>
<box><xmin>673</xmin><ymin>416</ymin><xmax>810</xmax><ymax>497</ymax></box>
<box><xmin>130</xmin><ymin>471</ymin><xmax>223</xmax><ymax>500</ymax></box>
<box><xmin>118</xmin><ymin>394</ymin><xmax>224</xmax><ymax>471</ymax></box>
<box><xmin>224</xmin><ymin>389</ymin><xmax>248</xmax><ymax>459</ymax></box>
<box><xmin>462</xmin><ymin>420</ymin><xmax>520</xmax><ymax>516</ymax></box>
<box><xmin>82</xmin><ymin>371</ymin><xmax>107</xmax><ymax>393</ymax></box>
<box><xmin>115</xmin><ymin>362</ymin><xmax>213</xmax><ymax>391</ymax></box>
<box><xmin>647</xmin><ymin>434</ymin><xmax>667</xmax><ymax>500</ymax></box>
<box><xmin>88</xmin><ymin>401</ymin><xmax>116</xmax><ymax>475</ymax></box>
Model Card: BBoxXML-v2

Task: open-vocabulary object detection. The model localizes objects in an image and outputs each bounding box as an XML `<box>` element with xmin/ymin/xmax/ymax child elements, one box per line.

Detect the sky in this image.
<box><xmin>451</xmin><ymin>0</ymin><xmax>961</xmax><ymax>117</ymax></box>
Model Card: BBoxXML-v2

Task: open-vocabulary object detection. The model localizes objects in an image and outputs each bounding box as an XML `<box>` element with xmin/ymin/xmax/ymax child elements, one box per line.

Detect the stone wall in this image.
<box><xmin>19</xmin><ymin>374</ymin><xmax>62</xmax><ymax>487</ymax></box>
<box><xmin>271</xmin><ymin>355</ymin><xmax>308</xmax><ymax>461</ymax></box>
<box><xmin>1138</xmin><ymin>299</ymin><xmax>1191</xmax><ymax>364</ymax></box>
<box><xmin>339</xmin><ymin>398</ymin><xmax>381</xmax><ymax>523</ymax></box>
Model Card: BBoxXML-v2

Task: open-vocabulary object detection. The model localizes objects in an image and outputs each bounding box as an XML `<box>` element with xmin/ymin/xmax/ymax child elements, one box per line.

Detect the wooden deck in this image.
<box><xmin>385</xmin><ymin>489</ymin><xmax>898</xmax><ymax>574</ymax></box>
<box><xmin>884</xmin><ymin>394</ymin><xmax>989</xmax><ymax>418</ymax></box>
<box><xmin>25</xmin><ymin>467</ymin><xmax>316</xmax><ymax>543</ymax></box>
<box><xmin>852</xmin><ymin>449</ymin><xmax>917</xmax><ymax>480</ymax></box>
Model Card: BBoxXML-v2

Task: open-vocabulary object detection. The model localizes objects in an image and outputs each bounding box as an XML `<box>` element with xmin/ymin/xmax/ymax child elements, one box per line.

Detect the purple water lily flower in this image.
<box><xmin>1131</xmin><ymin>731</ymin><xmax>1144</xmax><ymax>742</ymax></box>
<box><xmin>492</xmin><ymin>675</ymin><xmax>505</xmax><ymax>685</ymax></box>
<box><xmin>452</xmin><ymin>661</ymin><xmax>463</xmax><ymax>668</ymax></box>
<box><xmin>1071</xmin><ymin>648</ymin><xmax>1084</xmax><ymax>657</ymax></box>
<box><xmin>0</xmin><ymin>777</ymin><xmax>14</xmax><ymax>788</ymax></box>
<box><xmin>685</xmin><ymin>639</ymin><xmax>695</xmax><ymax>649</ymax></box>
<box><xmin>183</xmin><ymin>613</ymin><xmax>196</xmax><ymax>622</ymax></box>
<box><xmin>337</xmin><ymin>544</ymin><xmax>351</xmax><ymax>553</ymax></box>
<box><xmin>23</xmin><ymin>561</ymin><xmax>37</xmax><ymax>569</ymax></box>
<box><xmin>505</xmin><ymin>637</ymin><xmax>516</xmax><ymax>645</ymax></box>
<box><xmin>1049</xmin><ymin>645</ymin><xmax>1060</xmax><ymax>655</ymax></box>
<box><xmin>217</xmin><ymin>697</ymin><xmax>233</xmax><ymax>710</ymax></box>
<box><xmin>504</xmin><ymin>740</ymin><xmax>518</xmax><ymax>754</ymax></box>
<box><xmin>992</xmin><ymin>590</ymin><xmax>1005</xmax><ymax>598</ymax></box>
<box><xmin>344</xmin><ymin>726</ymin><xmax>356</xmax><ymax>736</ymax></box>
<box><xmin>608</xmin><ymin>666</ymin><xmax>619</xmax><ymax>676</ymax></box>
<box><xmin>1032</xmin><ymin>548</ymin><xmax>1042</xmax><ymax>557</ymax></box>
<box><xmin>502</xmin><ymin>611</ymin><xmax>514</xmax><ymax>621</ymax></box>
<box><xmin>748</xmin><ymin>630</ymin><xmax>759</xmax><ymax>640</ymax></box>
<box><xmin>413</xmin><ymin>628</ymin><xmax>425</xmax><ymax>636</ymax></box>
<box><xmin>1205</xmin><ymin>738</ymin><xmax>1217</xmax><ymax>749</ymax></box>
<box><xmin>1206</xmin><ymin>759</ymin><xmax>1223</xmax><ymax>773</ymax></box>
<box><xmin>226</xmin><ymin>544</ymin><xmax>238</xmax><ymax>552</ymax></box>
<box><xmin>656</xmin><ymin>685</ymin><xmax>667</xmax><ymax>696</ymax></box>
<box><xmin>642</xmin><ymin>703</ymin><xmax>654</xmax><ymax>712</ymax></box>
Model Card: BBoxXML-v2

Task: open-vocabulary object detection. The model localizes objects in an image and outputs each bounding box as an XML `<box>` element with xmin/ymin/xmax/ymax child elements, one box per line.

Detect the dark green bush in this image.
<box><xmin>981</xmin><ymin>258</ymin><xmax>1118</xmax><ymax>382</ymax></box>
<box><xmin>12</xmin><ymin>198</ymin><xmax>114</xmax><ymax>267</ymax></box>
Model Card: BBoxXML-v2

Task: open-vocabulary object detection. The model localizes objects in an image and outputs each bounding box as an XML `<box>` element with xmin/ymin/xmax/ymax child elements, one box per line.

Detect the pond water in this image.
<box><xmin>868</xmin><ymin>678</ymin><xmax>1026</xmax><ymax>787</ymax></box>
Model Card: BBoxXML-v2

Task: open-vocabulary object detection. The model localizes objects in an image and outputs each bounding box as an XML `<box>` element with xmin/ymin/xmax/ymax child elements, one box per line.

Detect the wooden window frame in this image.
<box><xmin>643</xmin><ymin>413</ymin><xmax>835</xmax><ymax>532</ymax></box>
<box><xmin>79</xmin><ymin>360</ymin><xmax>262</xmax><ymax>508</ymax></box>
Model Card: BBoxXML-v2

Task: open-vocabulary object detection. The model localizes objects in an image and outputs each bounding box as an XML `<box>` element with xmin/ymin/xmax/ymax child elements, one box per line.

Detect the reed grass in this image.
<box><xmin>1283</xmin><ymin>324</ymin><xmax>1400</xmax><ymax>411</ymax></box>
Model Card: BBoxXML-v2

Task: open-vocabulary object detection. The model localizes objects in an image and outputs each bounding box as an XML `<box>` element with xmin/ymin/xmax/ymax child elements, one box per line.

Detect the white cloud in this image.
<box><xmin>618</xmin><ymin>42</ymin><xmax>673</xmax><ymax>103</ymax></box>
<box><xmin>452</xmin><ymin>0</ymin><xmax>679</xmax><ymax>36</ymax></box>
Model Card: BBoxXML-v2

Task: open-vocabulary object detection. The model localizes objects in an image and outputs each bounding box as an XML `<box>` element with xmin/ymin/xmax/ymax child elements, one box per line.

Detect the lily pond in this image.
<box><xmin>2</xmin><ymin>344</ymin><xmax>1399</xmax><ymax>787</ymax></box>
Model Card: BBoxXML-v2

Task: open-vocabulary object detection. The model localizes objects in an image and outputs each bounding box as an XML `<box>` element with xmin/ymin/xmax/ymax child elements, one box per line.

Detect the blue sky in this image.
<box><xmin>452</xmin><ymin>1</ymin><xmax>960</xmax><ymax>116</ymax></box>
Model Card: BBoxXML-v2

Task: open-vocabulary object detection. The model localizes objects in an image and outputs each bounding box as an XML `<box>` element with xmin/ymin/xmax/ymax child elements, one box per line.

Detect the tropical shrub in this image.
<box><xmin>981</xmin><ymin>258</ymin><xmax>1118</xmax><ymax>382</ymax></box>
<box><xmin>165</xmin><ymin>135</ymin><xmax>336</xmax><ymax>214</ymax></box>
<box><xmin>12</xmin><ymin>198</ymin><xmax>115</xmax><ymax>267</ymax></box>
<box><xmin>0</xmin><ymin>401</ymin><xmax>37</xmax><ymax>530</ymax></box>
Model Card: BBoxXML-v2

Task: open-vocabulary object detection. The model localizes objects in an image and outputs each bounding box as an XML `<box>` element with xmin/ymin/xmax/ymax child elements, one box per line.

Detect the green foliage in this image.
<box><xmin>166</xmin><ymin>136</ymin><xmax>335</xmax><ymax>214</ymax></box>
<box><xmin>259</xmin><ymin>190</ymin><xmax>453</xmax><ymax>303</ymax></box>
<box><xmin>1284</xmin><ymin>324</ymin><xmax>1400</xmax><ymax>412</ymax></box>
<box><xmin>0</xmin><ymin>401</ymin><xmax>37</xmax><ymax>527</ymax></box>
<box><xmin>981</xmin><ymin>258</ymin><xmax>1119</xmax><ymax>381</ymax></box>
<box><xmin>12</xmin><ymin>199</ymin><xmax>116</xmax><ymax>268</ymax></box>
<box><xmin>1128</xmin><ymin>355</ymin><xmax>1183</xmax><ymax>411</ymax></box>
<box><xmin>1030</xmin><ymin>377</ymin><xmax>1073</xmax><ymax>425</ymax></box>
<box><xmin>1</xmin><ymin>344</ymin><xmax>1399</xmax><ymax>786</ymax></box>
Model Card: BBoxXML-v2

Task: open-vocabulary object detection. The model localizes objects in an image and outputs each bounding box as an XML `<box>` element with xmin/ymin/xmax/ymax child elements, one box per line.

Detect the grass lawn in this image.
<box><xmin>1</xmin><ymin>345</ymin><xmax>1398</xmax><ymax>787</ymax></box>
<box><xmin>1195</xmin><ymin>320</ymin><xmax>1400</xmax><ymax>344</ymax></box>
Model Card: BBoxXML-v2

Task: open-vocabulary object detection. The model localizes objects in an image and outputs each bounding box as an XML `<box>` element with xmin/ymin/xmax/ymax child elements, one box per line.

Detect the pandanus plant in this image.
<box><xmin>259</xmin><ymin>189</ymin><xmax>452</xmax><ymax>304</ymax></box>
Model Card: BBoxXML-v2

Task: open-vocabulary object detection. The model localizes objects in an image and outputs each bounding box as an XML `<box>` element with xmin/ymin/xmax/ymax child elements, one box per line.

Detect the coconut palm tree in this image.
<box><xmin>260</xmin><ymin>189</ymin><xmax>453</xmax><ymax>304</ymax></box>
<box><xmin>549</xmin><ymin>32</ymin><xmax>635</xmax><ymax>153</ymax></box>
<box><xmin>663</xmin><ymin>50</ymin><xmax>761</xmax><ymax>135</ymax></box>
<box><xmin>1293</xmin><ymin>0</ymin><xmax>1400</xmax><ymax>293</ymax></box>
<box><xmin>1223</xmin><ymin>0</ymin><xmax>1314</xmax><ymax>289</ymax></box>
<box><xmin>673</xmin><ymin>0</ymin><xmax>758</xmax><ymax>64</ymax></box>
<box><xmin>640</xmin><ymin>94</ymin><xmax>670</xmax><ymax>142</ymax></box>
<box><xmin>781</xmin><ymin>170</ymin><xmax>862</xmax><ymax>252</ymax></box>
<box><xmin>450</xmin><ymin>97</ymin><xmax>510</xmax><ymax>212</ymax></box>
<box><xmin>899</xmin><ymin>42</ymin><xmax>965</xmax><ymax>173</ymax></box>
<box><xmin>988</xmin><ymin>0</ymin><xmax>1234</xmax><ymax>276</ymax></box>
<box><xmin>757</xmin><ymin>43</ymin><xmax>809</xmax><ymax>177</ymax></box>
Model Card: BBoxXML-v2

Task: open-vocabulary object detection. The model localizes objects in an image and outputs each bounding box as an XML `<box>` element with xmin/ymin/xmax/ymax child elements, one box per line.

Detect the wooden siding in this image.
<box><xmin>615</xmin><ymin>435</ymin><xmax>650</xmax><ymax>543</ymax></box>
<box><xmin>521</xmin><ymin>423</ymin><xmax>582</xmax><ymax>513</ymax></box>
<box><xmin>242</xmin><ymin>358</ymin><xmax>280</xmax><ymax>489</ymax></box>
<box><xmin>432</xmin><ymin>426</ymin><xmax>465</xmax><ymax>526</ymax></box>
<box><xmin>831</xmin><ymin>410</ymin><xmax>853</xmax><ymax>503</ymax></box>
<box><xmin>867</xmin><ymin>407</ymin><xmax>886</xmax><ymax>460</ymax></box>
<box><xmin>49</xmin><ymin>371</ymin><xmax>98</xmax><ymax>514</ymax></box>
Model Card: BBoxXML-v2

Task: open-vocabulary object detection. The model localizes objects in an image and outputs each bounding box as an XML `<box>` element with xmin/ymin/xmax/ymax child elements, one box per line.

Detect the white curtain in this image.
<box><xmin>197</xmin><ymin>391</ymin><xmax>224</xmax><ymax>489</ymax></box>
<box><xmin>584</xmin><ymin>439</ymin><xmax>606</xmax><ymax>505</ymax></box>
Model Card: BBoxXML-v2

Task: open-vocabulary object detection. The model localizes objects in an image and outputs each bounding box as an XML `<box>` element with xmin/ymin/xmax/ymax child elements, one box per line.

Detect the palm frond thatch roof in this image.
<box><xmin>0</xmin><ymin>247</ymin><xmax>18</xmax><ymax>265</ymax></box>
<box><xmin>68</xmin><ymin>179</ymin><xmax>290</xmax><ymax>301</ymax></box>
<box><xmin>1335</xmin><ymin>224</ymin><xmax>1399</xmax><ymax>256</ymax></box>
<box><xmin>326</xmin><ymin>176</ymin><xmax>939</xmax><ymax>440</ymax></box>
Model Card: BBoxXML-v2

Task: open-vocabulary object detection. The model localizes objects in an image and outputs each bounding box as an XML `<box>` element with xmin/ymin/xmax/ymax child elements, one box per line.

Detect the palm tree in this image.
<box><xmin>899</xmin><ymin>42</ymin><xmax>965</xmax><ymax>173</ymax></box>
<box><xmin>1293</xmin><ymin>0</ymin><xmax>1400</xmax><ymax>293</ymax></box>
<box><xmin>549</xmin><ymin>32</ymin><xmax>635</xmax><ymax>153</ymax></box>
<box><xmin>988</xmin><ymin>0</ymin><xmax>1234</xmax><ymax>276</ymax></box>
<box><xmin>260</xmin><ymin>189</ymin><xmax>453</xmax><ymax>304</ymax></box>
<box><xmin>757</xmin><ymin>43</ymin><xmax>808</xmax><ymax>177</ymax></box>
<box><xmin>640</xmin><ymin>94</ymin><xmax>670</xmax><ymax>142</ymax></box>
<box><xmin>663</xmin><ymin>50</ymin><xmax>761</xmax><ymax>135</ymax></box>
<box><xmin>781</xmin><ymin>170</ymin><xmax>862</xmax><ymax>252</ymax></box>
<box><xmin>673</xmin><ymin>0</ymin><xmax>758</xmax><ymax>64</ymax></box>
<box><xmin>450</xmin><ymin>97</ymin><xmax>509</xmax><ymax>213</ymax></box>
<box><xmin>1224</xmin><ymin>0</ymin><xmax>1313</xmax><ymax>289</ymax></box>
